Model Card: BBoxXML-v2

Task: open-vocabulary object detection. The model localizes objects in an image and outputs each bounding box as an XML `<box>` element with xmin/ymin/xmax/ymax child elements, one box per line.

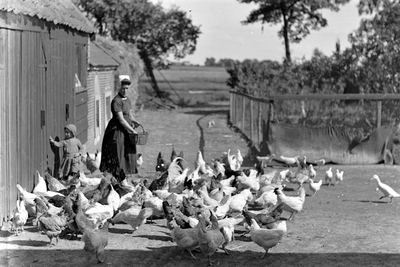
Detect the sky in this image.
<box><xmin>150</xmin><ymin>0</ymin><xmax>365</xmax><ymax>66</ymax></box>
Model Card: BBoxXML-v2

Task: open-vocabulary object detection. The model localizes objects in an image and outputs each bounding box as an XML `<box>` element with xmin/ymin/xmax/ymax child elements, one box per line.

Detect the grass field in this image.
<box><xmin>138</xmin><ymin>65</ymin><xmax>231</xmax><ymax>107</ymax></box>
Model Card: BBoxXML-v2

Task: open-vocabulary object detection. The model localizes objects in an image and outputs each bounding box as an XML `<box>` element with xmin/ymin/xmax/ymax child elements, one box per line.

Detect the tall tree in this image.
<box><xmin>75</xmin><ymin>0</ymin><xmax>201</xmax><ymax>98</ymax></box>
<box><xmin>238</xmin><ymin>0</ymin><xmax>350</xmax><ymax>63</ymax></box>
<box><xmin>349</xmin><ymin>0</ymin><xmax>400</xmax><ymax>93</ymax></box>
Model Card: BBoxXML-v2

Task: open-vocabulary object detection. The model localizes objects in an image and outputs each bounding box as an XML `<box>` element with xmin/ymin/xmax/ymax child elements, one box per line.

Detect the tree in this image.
<box><xmin>75</xmin><ymin>0</ymin><xmax>201</xmax><ymax>98</ymax></box>
<box><xmin>238</xmin><ymin>0</ymin><xmax>350</xmax><ymax>63</ymax></box>
<box><xmin>348</xmin><ymin>0</ymin><xmax>400</xmax><ymax>93</ymax></box>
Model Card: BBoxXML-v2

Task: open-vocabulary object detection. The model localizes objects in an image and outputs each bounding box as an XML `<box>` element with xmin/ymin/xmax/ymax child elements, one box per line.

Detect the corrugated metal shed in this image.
<box><xmin>0</xmin><ymin>0</ymin><xmax>95</xmax><ymax>33</ymax></box>
<box><xmin>90</xmin><ymin>41</ymin><xmax>120</xmax><ymax>68</ymax></box>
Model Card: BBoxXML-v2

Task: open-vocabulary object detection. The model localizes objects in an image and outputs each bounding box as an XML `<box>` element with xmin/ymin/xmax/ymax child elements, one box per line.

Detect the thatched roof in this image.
<box><xmin>0</xmin><ymin>0</ymin><xmax>95</xmax><ymax>33</ymax></box>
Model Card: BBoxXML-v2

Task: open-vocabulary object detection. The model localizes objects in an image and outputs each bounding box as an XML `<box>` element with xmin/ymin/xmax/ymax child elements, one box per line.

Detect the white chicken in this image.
<box><xmin>214</xmin><ymin>195</ymin><xmax>233</xmax><ymax>219</ymax></box>
<box><xmin>223</xmin><ymin>149</ymin><xmax>238</xmax><ymax>171</ymax></box>
<box><xmin>256</xmin><ymin>154</ymin><xmax>276</xmax><ymax>168</ymax></box>
<box><xmin>136</xmin><ymin>153</ymin><xmax>143</xmax><ymax>167</ymax></box>
<box><xmin>79</xmin><ymin>172</ymin><xmax>102</xmax><ymax>187</ymax></box>
<box><xmin>106</xmin><ymin>184</ymin><xmax>120</xmax><ymax>212</ymax></box>
<box><xmin>325</xmin><ymin>167</ymin><xmax>333</xmax><ymax>186</ymax></box>
<box><xmin>308</xmin><ymin>178</ymin><xmax>322</xmax><ymax>197</ymax></box>
<box><xmin>16</xmin><ymin>184</ymin><xmax>38</xmax><ymax>216</ymax></box>
<box><xmin>194</xmin><ymin>150</ymin><xmax>207</xmax><ymax>175</ymax></box>
<box><xmin>229</xmin><ymin>188</ymin><xmax>253</xmax><ymax>213</ymax></box>
<box><xmin>335</xmin><ymin>169</ymin><xmax>344</xmax><ymax>185</ymax></box>
<box><xmin>254</xmin><ymin>188</ymin><xmax>278</xmax><ymax>208</ymax></box>
<box><xmin>279</xmin><ymin>155</ymin><xmax>299</xmax><ymax>165</ymax></box>
<box><xmin>250</xmin><ymin>219</ymin><xmax>287</xmax><ymax>258</ymax></box>
<box><xmin>236</xmin><ymin>169</ymin><xmax>260</xmax><ymax>192</ymax></box>
<box><xmin>33</xmin><ymin>170</ymin><xmax>47</xmax><ymax>194</ymax></box>
<box><xmin>308</xmin><ymin>164</ymin><xmax>316</xmax><ymax>180</ymax></box>
<box><xmin>371</xmin><ymin>175</ymin><xmax>400</xmax><ymax>203</ymax></box>
<box><xmin>236</xmin><ymin>149</ymin><xmax>244</xmax><ymax>170</ymax></box>
<box><xmin>315</xmin><ymin>158</ymin><xmax>326</xmax><ymax>168</ymax></box>
<box><xmin>271</xmin><ymin>187</ymin><xmax>306</xmax><ymax>221</ymax></box>
<box><xmin>12</xmin><ymin>197</ymin><xmax>28</xmax><ymax>236</ymax></box>
<box><xmin>109</xmin><ymin>207</ymin><xmax>153</xmax><ymax>232</ymax></box>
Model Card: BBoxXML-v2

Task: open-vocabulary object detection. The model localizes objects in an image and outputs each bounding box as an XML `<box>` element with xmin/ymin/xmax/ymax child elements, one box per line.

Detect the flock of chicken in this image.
<box><xmin>9</xmin><ymin>148</ymin><xmax>400</xmax><ymax>265</ymax></box>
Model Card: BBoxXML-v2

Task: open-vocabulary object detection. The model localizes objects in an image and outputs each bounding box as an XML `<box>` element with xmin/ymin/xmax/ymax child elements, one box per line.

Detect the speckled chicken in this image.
<box><xmin>197</xmin><ymin>211</ymin><xmax>225</xmax><ymax>266</ymax></box>
<box><xmin>34</xmin><ymin>198</ymin><xmax>69</xmax><ymax>246</ymax></box>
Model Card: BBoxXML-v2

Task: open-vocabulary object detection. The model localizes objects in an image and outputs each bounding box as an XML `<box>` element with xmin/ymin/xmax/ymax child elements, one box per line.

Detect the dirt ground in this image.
<box><xmin>1</xmin><ymin>105</ymin><xmax>400</xmax><ymax>267</ymax></box>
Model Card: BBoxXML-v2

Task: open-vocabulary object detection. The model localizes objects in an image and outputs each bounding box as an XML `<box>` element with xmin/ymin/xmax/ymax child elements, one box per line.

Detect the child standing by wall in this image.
<box><xmin>49</xmin><ymin>124</ymin><xmax>84</xmax><ymax>179</ymax></box>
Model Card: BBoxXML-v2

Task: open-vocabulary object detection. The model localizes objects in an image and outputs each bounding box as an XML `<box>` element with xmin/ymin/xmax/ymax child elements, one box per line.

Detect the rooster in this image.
<box><xmin>82</xmin><ymin>221</ymin><xmax>109</xmax><ymax>263</ymax></box>
<box><xmin>11</xmin><ymin>197</ymin><xmax>29</xmax><ymax>236</ymax></box>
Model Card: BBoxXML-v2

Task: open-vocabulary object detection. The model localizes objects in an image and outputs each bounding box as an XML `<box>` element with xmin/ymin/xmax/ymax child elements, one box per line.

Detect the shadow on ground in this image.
<box><xmin>1</xmin><ymin>248</ymin><xmax>398</xmax><ymax>267</ymax></box>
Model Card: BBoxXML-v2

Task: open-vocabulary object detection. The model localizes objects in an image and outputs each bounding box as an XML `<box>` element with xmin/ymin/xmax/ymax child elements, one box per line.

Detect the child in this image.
<box><xmin>49</xmin><ymin>124</ymin><xmax>84</xmax><ymax>179</ymax></box>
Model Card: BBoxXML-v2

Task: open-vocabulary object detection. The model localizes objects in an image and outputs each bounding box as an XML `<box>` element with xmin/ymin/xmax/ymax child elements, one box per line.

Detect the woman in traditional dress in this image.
<box><xmin>100</xmin><ymin>78</ymin><xmax>140</xmax><ymax>181</ymax></box>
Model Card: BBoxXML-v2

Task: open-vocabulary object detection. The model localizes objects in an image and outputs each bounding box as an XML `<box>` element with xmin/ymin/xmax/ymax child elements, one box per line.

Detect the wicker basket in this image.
<box><xmin>129</xmin><ymin>125</ymin><xmax>148</xmax><ymax>145</ymax></box>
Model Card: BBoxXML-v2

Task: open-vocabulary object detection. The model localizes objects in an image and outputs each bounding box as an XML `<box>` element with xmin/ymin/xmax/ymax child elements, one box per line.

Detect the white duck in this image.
<box><xmin>371</xmin><ymin>175</ymin><xmax>400</xmax><ymax>203</ymax></box>
<box><xmin>325</xmin><ymin>167</ymin><xmax>333</xmax><ymax>186</ymax></box>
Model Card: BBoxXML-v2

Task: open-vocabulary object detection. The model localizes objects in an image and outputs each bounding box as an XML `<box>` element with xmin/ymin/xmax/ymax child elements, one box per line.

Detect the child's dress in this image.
<box><xmin>52</xmin><ymin>137</ymin><xmax>84</xmax><ymax>177</ymax></box>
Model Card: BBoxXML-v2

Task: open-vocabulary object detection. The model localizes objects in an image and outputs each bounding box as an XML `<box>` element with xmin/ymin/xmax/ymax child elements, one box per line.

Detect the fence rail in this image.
<box><xmin>229</xmin><ymin>91</ymin><xmax>400</xmax><ymax>152</ymax></box>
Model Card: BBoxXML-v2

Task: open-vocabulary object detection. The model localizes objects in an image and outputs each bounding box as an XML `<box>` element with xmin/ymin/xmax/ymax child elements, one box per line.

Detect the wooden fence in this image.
<box><xmin>229</xmin><ymin>91</ymin><xmax>400</xmax><ymax>152</ymax></box>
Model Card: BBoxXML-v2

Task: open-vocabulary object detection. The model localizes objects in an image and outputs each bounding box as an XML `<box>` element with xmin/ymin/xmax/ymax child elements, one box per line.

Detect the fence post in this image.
<box><xmin>258</xmin><ymin>101</ymin><xmax>262</xmax><ymax>147</ymax></box>
<box><xmin>229</xmin><ymin>92</ymin><xmax>232</xmax><ymax>124</ymax></box>
<box><xmin>250</xmin><ymin>99</ymin><xmax>253</xmax><ymax>142</ymax></box>
<box><xmin>242</xmin><ymin>96</ymin><xmax>246</xmax><ymax>131</ymax></box>
<box><xmin>268</xmin><ymin>100</ymin><xmax>274</xmax><ymax>121</ymax></box>
<box><xmin>376</xmin><ymin>101</ymin><xmax>382</xmax><ymax>127</ymax></box>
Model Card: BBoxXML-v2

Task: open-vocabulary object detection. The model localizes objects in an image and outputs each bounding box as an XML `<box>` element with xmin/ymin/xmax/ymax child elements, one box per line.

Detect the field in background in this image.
<box><xmin>138</xmin><ymin>65</ymin><xmax>231</xmax><ymax>107</ymax></box>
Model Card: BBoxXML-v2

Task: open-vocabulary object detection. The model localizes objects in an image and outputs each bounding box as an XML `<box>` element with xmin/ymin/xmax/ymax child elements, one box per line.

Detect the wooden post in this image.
<box><xmin>250</xmin><ymin>99</ymin><xmax>254</xmax><ymax>142</ymax></box>
<box><xmin>268</xmin><ymin>101</ymin><xmax>274</xmax><ymax>122</ymax></box>
<box><xmin>376</xmin><ymin>101</ymin><xmax>382</xmax><ymax>128</ymax></box>
<box><xmin>242</xmin><ymin>96</ymin><xmax>246</xmax><ymax>131</ymax></box>
<box><xmin>258</xmin><ymin>101</ymin><xmax>262</xmax><ymax>147</ymax></box>
<box><xmin>229</xmin><ymin>92</ymin><xmax>233</xmax><ymax>125</ymax></box>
